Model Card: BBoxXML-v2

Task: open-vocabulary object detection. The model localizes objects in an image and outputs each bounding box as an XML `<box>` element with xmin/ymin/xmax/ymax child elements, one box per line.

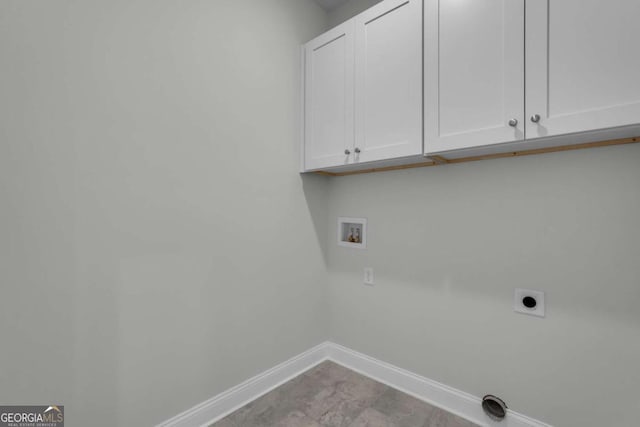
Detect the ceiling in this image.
<box><xmin>313</xmin><ymin>0</ymin><xmax>350</xmax><ymax>11</ymax></box>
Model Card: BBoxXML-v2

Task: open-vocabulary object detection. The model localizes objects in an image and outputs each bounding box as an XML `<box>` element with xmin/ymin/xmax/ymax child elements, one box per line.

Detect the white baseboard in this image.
<box><xmin>156</xmin><ymin>342</ymin><xmax>330</xmax><ymax>427</ymax></box>
<box><xmin>326</xmin><ymin>343</ymin><xmax>552</xmax><ymax>427</ymax></box>
<box><xmin>157</xmin><ymin>342</ymin><xmax>552</xmax><ymax>427</ymax></box>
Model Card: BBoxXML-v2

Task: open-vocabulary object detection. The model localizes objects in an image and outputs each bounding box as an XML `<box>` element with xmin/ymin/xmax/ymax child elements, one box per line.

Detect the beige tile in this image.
<box><xmin>304</xmin><ymin>365</ymin><xmax>386</xmax><ymax>427</ymax></box>
<box><xmin>316</xmin><ymin>399</ymin><xmax>365</xmax><ymax>427</ymax></box>
<box><xmin>276</xmin><ymin>410</ymin><xmax>323</xmax><ymax>427</ymax></box>
<box><xmin>303</xmin><ymin>361</ymin><xmax>355</xmax><ymax>389</ymax></box>
<box><xmin>373</xmin><ymin>388</ymin><xmax>434</xmax><ymax>427</ymax></box>
<box><xmin>209</xmin><ymin>418</ymin><xmax>235</xmax><ymax>427</ymax></box>
<box><xmin>424</xmin><ymin>407</ymin><xmax>478</xmax><ymax>427</ymax></box>
<box><xmin>304</xmin><ymin>385</ymin><xmax>342</xmax><ymax>419</ymax></box>
<box><xmin>337</xmin><ymin>372</ymin><xmax>386</xmax><ymax>404</ymax></box>
<box><xmin>349</xmin><ymin>408</ymin><xmax>398</xmax><ymax>427</ymax></box>
<box><xmin>211</xmin><ymin>360</ymin><xmax>480</xmax><ymax>427</ymax></box>
<box><xmin>305</xmin><ymin>385</ymin><xmax>369</xmax><ymax>427</ymax></box>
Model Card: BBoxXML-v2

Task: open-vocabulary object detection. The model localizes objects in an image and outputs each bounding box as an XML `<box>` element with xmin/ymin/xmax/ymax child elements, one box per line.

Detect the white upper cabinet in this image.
<box><xmin>425</xmin><ymin>0</ymin><xmax>640</xmax><ymax>156</ymax></box>
<box><xmin>353</xmin><ymin>0</ymin><xmax>423</xmax><ymax>164</ymax></box>
<box><xmin>304</xmin><ymin>0</ymin><xmax>640</xmax><ymax>172</ymax></box>
<box><xmin>526</xmin><ymin>0</ymin><xmax>640</xmax><ymax>139</ymax></box>
<box><xmin>304</xmin><ymin>21</ymin><xmax>355</xmax><ymax>171</ymax></box>
<box><xmin>302</xmin><ymin>0</ymin><xmax>422</xmax><ymax>171</ymax></box>
<box><xmin>424</xmin><ymin>0</ymin><xmax>525</xmax><ymax>153</ymax></box>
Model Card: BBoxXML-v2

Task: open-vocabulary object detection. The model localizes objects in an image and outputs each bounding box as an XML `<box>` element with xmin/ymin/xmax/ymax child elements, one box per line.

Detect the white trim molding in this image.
<box><xmin>157</xmin><ymin>342</ymin><xmax>553</xmax><ymax>427</ymax></box>
<box><xmin>156</xmin><ymin>343</ymin><xmax>330</xmax><ymax>427</ymax></box>
<box><xmin>326</xmin><ymin>343</ymin><xmax>552</xmax><ymax>427</ymax></box>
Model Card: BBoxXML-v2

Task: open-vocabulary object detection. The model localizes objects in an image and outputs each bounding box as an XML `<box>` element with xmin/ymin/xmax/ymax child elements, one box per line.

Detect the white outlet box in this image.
<box><xmin>363</xmin><ymin>268</ymin><xmax>374</xmax><ymax>285</ymax></box>
<box><xmin>514</xmin><ymin>288</ymin><xmax>545</xmax><ymax>318</ymax></box>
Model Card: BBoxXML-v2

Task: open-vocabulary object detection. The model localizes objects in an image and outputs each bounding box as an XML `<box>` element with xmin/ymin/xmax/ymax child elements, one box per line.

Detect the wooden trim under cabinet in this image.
<box><xmin>314</xmin><ymin>136</ymin><xmax>639</xmax><ymax>177</ymax></box>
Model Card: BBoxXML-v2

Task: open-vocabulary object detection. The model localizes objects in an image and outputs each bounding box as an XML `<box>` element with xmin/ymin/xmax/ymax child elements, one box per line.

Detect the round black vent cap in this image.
<box><xmin>482</xmin><ymin>395</ymin><xmax>507</xmax><ymax>421</ymax></box>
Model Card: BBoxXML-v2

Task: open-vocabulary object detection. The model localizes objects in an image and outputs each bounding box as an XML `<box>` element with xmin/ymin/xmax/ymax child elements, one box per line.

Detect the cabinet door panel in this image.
<box><xmin>304</xmin><ymin>22</ymin><xmax>354</xmax><ymax>170</ymax></box>
<box><xmin>425</xmin><ymin>0</ymin><xmax>525</xmax><ymax>153</ymax></box>
<box><xmin>354</xmin><ymin>0</ymin><xmax>422</xmax><ymax>163</ymax></box>
<box><xmin>526</xmin><ymin>0</ymin><xmax>640</xmax><ymax>138</ymax></box>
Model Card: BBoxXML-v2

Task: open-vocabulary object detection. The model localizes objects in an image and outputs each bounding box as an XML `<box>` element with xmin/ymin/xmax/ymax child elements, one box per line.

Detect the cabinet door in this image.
<box><xmin>304</xmin><ymin>21</ymin><xmax>355</xmax><ymax>171</ymax></box>
<box><xmin>353</xmin><ymin>0</ymin><xmax>423</xmax><ymax>164</ymax></box>
<box><xmin>424</xmin><ymin>0</ymin><xmax>525</xmax><ymax>153</ymax></box>
<box><xmin>526</xmin><ymin>0</ymin><xmax>640</xmax><ymax>139</ymax></box>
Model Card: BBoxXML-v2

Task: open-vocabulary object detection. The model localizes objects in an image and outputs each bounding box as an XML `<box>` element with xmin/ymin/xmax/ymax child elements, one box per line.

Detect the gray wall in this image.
<box><xmin>0</xmin><ymin>1</ymin><xmax>328</xmax><ymax>425</ymax></box>
<box><xmin>326</xmin><ymin>144</ymin><xmax>640</xmax><ymax>427</ymax></box>
<box><xmin>328</xmin><ymin>0</ymin><xmax>383</xmax><ymax>26</ymax></box>
<box><xmin>3</xmin><ymin>1</ymin><xmax>640</xmax><ymax>427</ymax></box>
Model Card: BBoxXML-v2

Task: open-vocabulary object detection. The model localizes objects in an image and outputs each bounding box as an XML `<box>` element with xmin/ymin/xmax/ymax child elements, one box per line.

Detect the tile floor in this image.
<box><xmin>211</xmin><ymin>361</ymin><xmax>480</xmax><ymax>427</ymax></box>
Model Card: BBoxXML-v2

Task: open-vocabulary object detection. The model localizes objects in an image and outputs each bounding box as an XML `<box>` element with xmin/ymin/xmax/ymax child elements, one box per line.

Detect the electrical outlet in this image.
<box><xmin>363</xmin><ymin>268</ymin><xmax>374</xmax><ymax>285</ymax></box>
